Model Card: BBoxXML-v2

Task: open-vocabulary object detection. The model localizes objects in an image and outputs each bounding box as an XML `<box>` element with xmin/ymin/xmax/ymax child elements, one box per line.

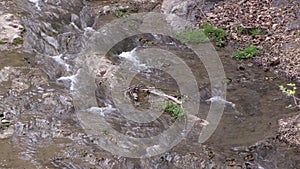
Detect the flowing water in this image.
<box><xmin>0</xmin><ymin>0</ymin><xmax>299</xmax><ymax>168</ymax></box>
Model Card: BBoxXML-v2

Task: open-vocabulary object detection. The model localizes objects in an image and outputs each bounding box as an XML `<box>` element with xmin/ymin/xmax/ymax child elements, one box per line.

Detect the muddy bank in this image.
<box><xmin>201</xmin><ymin>0</ymin><xmax>299</xmax><ymax>82</ymax></box>
<box><xmin>278</xmin><ymin>114</ymin><xmax>300</xmax><ymax>147</ymax></box>
<box><xmin>163</xmin><ymin>0</ymin><xmax>300</xmax><ymax>82</ymax></box>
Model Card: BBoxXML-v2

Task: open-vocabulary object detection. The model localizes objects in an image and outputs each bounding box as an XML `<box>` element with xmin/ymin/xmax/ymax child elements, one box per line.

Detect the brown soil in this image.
<box><xmin>200</xmin><ymin>0</ymin><xmax>300</xmax><ymax>83</ymax></box>
<box><xmin>278</xmin><ymin>114</ymin><xmax>300</xmax><ymax>147</ymax></box>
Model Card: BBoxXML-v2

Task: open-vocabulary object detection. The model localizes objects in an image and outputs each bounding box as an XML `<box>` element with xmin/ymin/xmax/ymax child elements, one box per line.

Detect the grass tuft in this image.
<box><xmin>203</xmin><ymin>22</ymin><xmax>227</xmax><ymax>46</ymax></box>
<box><xmin>250</xmin><ymin>29</ymin><xmax>264</xmax><ymax>36</ymax></box>
<box><xmin>163</xmin><ymin>101</ymin><xmax>184</xmax><ymax>119</ymax></box>
<box><xmin>234</xmin><ymin>45</ymin><xmax>261</xmax><ymax>59</ymax></box>
<box><xmin>177</xmin><ymin>29</ymin><xmax>209</xmax><ymax>44</ymax></box>
<box><xmin>115</xmin><ymin>10</ymin><xmax>129</xmax><ymax>18</ymax></box>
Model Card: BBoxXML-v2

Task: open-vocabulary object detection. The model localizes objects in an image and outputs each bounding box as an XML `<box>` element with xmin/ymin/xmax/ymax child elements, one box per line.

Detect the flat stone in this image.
<box><xmin>0</xmin><ymin>127</ymin><xmax>14</xmax><ymax>139</ymax></box>
<box><xmin>0</xmin><ymin>13</ymin><xmax>24</xmax><ymax>45</ymax></box>
<box><xmin>161</xmin><ymin>0</ymin><xmax>197</xmax><ymax>20</ymax></box>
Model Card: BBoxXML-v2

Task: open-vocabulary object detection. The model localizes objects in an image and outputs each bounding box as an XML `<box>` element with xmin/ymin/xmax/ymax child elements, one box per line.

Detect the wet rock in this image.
<box><xmin>161</xmin><ymin>0</ymin><xmax>198</xmax><ymax>22</ymax></box>
<box><xmin>11</xmin><ymin>78</ymin><xmax>30</xmax><ymax>93</ymax></box>
<box><xmin>237</xmin><ymin>65</ymin><xmax>246</xmax><ymax>71</ymax></box>
<box><xmin>36</xmin><ymin>54</ymin><xmax>68</xmax><ymax>80</ymax></box>
<box><xmin>0</xmin><ymin>13</ymin><xmax>24</xmax><ymax>49</ymax></box>
<box><xmin>79</xmin><ymin>6</ymin><xmax>97</xmax><ymax>28</ymax></box>
<box><xmin>225</xmin><ymin>158</ymin><xmax>242</xmax><ymax>169</ymax></box>
<box><xmin>99</xmin><ymin>5</ymin><xmax>130</xmax><ymax>14</ymax></box>
<box><xmin>89</xmin><ymin>0</ymin><xmax>161</xmax><ymax>20</ymax></box>
<box><xmin>0</xmin><ymin>67</ymin><xmax>13</xmax><ymax>82</ymax></box>
<box><xmin>102</xmin><ymin>5</ymin><xmax>111</xmax><ymax>14</ymax></box>
<box><xmin>0</xmin><ymin>127</ymin><xmax>14</xmax><ymax>139</ymax></box>
<box><xmin>269</xmin><ymin>57</ymin><xmax>280</xmax><ymax>67</ymax></box>
<box><xmin>161</xmin><ymin>0</ymin><xmax>222</xmax><ymax>22</ymax></box>
<box><xmin>57</xmin><ymin>32</ymin><xmax>84</xmax><ymax>54</ymax></box>
<box><xmin>21</xmin><ymin>0</ymin><xmax>86</xmax><ymax>55</ymax></box>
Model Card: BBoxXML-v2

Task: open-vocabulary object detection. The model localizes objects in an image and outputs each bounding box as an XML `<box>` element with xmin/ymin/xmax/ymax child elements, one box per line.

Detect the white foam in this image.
<box><xmin>52</xmin><ymin>54</ymin><xmax>71</xmax><ymax>71</ymax></box>
<box><xmin>206</xmin><ymin>96</ymin><xmax>235</xmax><ymax>108</ymax></box>
<box><xmin>57</xmin><ymin>73</ymin><xmax>76</xmax><ymax>90</ymax></box>
<box><xmin>83</xmin><ymin>27</ymin><xmax>95</xmax><ymax>37</ymax></box>
<box><xmin>87</xmin><ymin>106</ymin><xmax>117</xmax><ymax>116</ymax></box>
<box><xmin>84</xmin><ymin>27</ymin><xmax>95</xmax><ymax>32</ymax></box>
<box><xmin>119</xmin><ymin>48</ymin><xmax>147</xmax><ymax>68</ymax></box>
<box><xmin>70</xmin><ymin>22</ymin><xmax>81</xmax><ymax>31</ymax></box>
<box><xmin>119</xmin><ymin>48</ymin><xmax>139</xmax><ymax>63</ymax></box>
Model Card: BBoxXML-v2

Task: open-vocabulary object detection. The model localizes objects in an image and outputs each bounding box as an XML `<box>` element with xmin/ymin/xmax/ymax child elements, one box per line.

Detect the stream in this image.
<box><xmin>0</xmin><ymin>0</ymin><xmax>299</xmax><ymax>168</ymax></box>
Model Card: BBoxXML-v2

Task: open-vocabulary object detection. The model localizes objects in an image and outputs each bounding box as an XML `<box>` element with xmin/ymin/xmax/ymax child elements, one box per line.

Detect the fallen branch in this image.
<box><xmin>141</xmin><ymin>88</ymin><xmax>183</xmax><ymax>105</ymax></box>
<box><xmin>124</xmin><ymin>86</ymin><xmax>209</xmax><ymax>126</ymax></box>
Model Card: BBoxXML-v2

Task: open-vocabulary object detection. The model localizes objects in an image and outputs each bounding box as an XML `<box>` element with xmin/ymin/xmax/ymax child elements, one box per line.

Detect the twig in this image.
<box><xmin>292</xmin><ymin>96</ymin><xmax>300</xmax><ymax>108</ymax></box>
<box><xmin>124</xmin><ymin>86</ymin><xmax>209</xmax><ymax>126</ymax></box>
<box><xmin>197</xmin><ymin>0</ymin><xmax>209</xmax><ymax>22</ymax></box>
<box><xmin>238</xmin><ymin>0</ymin><xmax>247</xmax><ymax>5</ymax></box>
<box><xmin>141</xmin><ymin>88</ymin><xmax>183</xmax><ymax>105</ymax></box>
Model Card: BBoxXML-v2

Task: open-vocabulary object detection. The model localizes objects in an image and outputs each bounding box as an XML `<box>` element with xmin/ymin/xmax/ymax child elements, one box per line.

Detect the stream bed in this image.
<box><xmin>0</xmin><ymin>0</ymin><xmax>299</xmax><ymax>168</ymax></box>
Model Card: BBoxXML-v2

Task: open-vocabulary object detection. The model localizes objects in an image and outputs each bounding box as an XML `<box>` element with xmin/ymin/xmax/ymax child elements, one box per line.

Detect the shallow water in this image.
<box><xmin>0</xmin><ymin>0</ymin><xmax>299</xmax><ymax>169</ymax></box>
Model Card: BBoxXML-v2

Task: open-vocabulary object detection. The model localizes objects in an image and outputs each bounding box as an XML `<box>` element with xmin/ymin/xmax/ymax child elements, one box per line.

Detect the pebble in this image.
<box><xmin>0</xmin><ymin>127</ymin><xmax>14</xmax><ymax>139</ymax></box>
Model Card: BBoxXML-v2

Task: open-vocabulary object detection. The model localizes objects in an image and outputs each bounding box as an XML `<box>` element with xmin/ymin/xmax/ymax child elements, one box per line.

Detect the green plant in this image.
<box><xmin>279</xmin><ymin>83</ymin><xmax>300</xmax><ymax>109</ymax></box>
<box><xmin>115</xmin><ymin>10</ymin><xmax>129</xmax><ymax>18</ymax></box>
<box><xmin>224</xmin><ymin>78</ymin><xmax>232</xmax><ymax>84</ymax></box>
<box><xmin>203</xmin><ymin>22</ymin><xmax>227</xmax><ymax>46</ymax></box>
<box><xmin>234</xmin><ymin>45</ymin><xmax>261</xmax><ymax>59</ymax></box>
<box><xmin>163</xmin><ymin>101</ymin><xmax>184</xmax><ymax>119</ymax></box>
<box><xmin>250</xmin><ymin>29</ymin><xmax>263</xmax><ymax>36</ymax></box>
<box><xmin>237</xmin><ymin>24</ymin><xmax>244</xmax><ymax>35</ymax></box>
<box><xmin>13</xmin><ymin>37</ymin><xmax>23</xmax><ymax>45</ymax></box>
<box><xmin>203</xmin><ymin>22</ymin><xmax>215</xmax><ymax>35</ymax></box>
<box><xmin>177</xmin><ymin>29</ymin><xmax>209</xmax><ymax>44</ymax></box>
